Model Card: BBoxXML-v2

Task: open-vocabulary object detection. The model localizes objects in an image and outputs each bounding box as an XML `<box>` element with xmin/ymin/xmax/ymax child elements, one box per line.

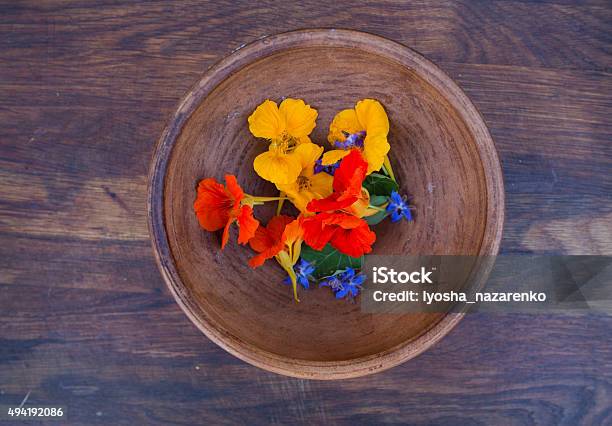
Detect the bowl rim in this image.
<box><xmin>147</xmin><ymin>28</ymin><xmax>505</xmax><ymax>380</ymax></box>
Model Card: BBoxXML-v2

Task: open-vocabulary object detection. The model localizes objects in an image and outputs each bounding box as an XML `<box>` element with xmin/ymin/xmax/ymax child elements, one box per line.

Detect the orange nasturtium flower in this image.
<box><xmin>275</xmin><ymin>143</ymin><xmax>333</xmax><ymax>213</ymax></box>
<box><xmin>321</xmin><ymin>99</ymin><xmax>392</xmax><ymax>176</ymax></box>
<box><xmin>193</xmin><ymin>175</ymin><xmax>261</xmax><ymax>249</ymax></box>
<box><xmin>248</xmin><ymin>215</ymin><xmax>304</xmax><ymax>301</ymax></box>
<box><xmin>248</xmin><ymin>98</ymin><xmax>318</xmax><ymax>185</ymax></box>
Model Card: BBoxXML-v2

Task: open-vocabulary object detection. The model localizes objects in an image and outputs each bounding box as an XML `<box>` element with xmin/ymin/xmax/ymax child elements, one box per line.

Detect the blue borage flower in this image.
<box><xmin>283</xmin><ymin>259</ymin><xmax>315</xmax><ymax>289</ymax></box>
<box><xmin>319</xmin><ymin>267</ymin><xmax>366</xmax><ymax>299</ymax></box>
<box><xmin>335</xmin><ymin>130</ymin><xmax>366</xmax><ymax>149</ymax></box>
<box><xmin>314</xmin><ymin>158</ymin><xmax>340</xmax><ymax>175</ymax></box>
<box><xmin>386</xmin><ymin>190</ymin><xmax>413</xmax><ymax>222</ymax></box>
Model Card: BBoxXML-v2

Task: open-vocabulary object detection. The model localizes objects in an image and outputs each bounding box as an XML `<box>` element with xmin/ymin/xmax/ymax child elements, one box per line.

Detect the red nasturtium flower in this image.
<box><xmin>302</xmin><ymin>212</ymin><xmax>376</xmax><ymax>258</ymax></box>
<box><xmin>249</xmin><ymin>215</ymin><xmax>304</xmax><ymax>268</ymax></box>
<box><xmin>194</xmin><ymin>175</ymin><xmax>260</xmax><ymax>249</ymax></box>
<box><xmin>249</xmin><ymin>215</ymin><xmax>305</xmax><ymax>300</ymax></box>
<box><xmin>302</xmin><ymin>149</ymin><xmax>377</xmax><ymax>257</ymax></box>
<box><xmin>248</xmin><ymin>215</ymin><xmax>292</xmax><ymax>268</ymax></box>
<box><xmin>307</xmin><ymin>149</ymin><xmax>370</xmax><ymax>216</ymax></box>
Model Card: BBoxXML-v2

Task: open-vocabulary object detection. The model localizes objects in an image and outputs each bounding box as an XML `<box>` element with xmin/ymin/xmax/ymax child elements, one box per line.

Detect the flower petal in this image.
<box><xmin>320</xmin><ymin>212</ymin><xmax>364</xmax><ymax>229</ymax></box>
<box><xmin>248</xmin><ymin>250</ymin><xmax>278</xmax><ymax>268</ymax></box>
<box><xmin>293</xmin><ymin>142</ymin><xmax>323</xmax><ymax>170</ymax></box>
<box><xmin>306</xmin><ymin>193</ymin><xmax>356</xmax><ymax>213</ymax></box>
<box><xmin>302</xmin><ymin>211</ymin><xmax>374</xmax><ymax>256</ymax></box>
<box><xmin>330</xmin><ymin>219</ymin><xmax>376</xmax><ymax>257</ymax></box>
<box><xmin>343</xmin><ymin>188</ymin><xmax>370</xmax><ymax>218</ymax></box>
<box><xmin>335</xmin><ymin>287</ymin><xmax>349</xmax><ymax>299</ymax></box>
<box><xmin>297</xmin><ymin>135</ymin><xmax>313</xmax><ymax>145</ymax></box>
<box><xmin>307</xmin><ymin>150</ymin><xmax>367</xmax><ymax>213</ymax></box>
<box><xmin>277</xmin><ymin>163</ymin><xmax>333</xmax><ymax>213</ymax></box>
<box><xmin>236</xmin><ymin>205</ymin><xmax>259</xmax><ymax>244</ymax></box>
<box><xmin>221</xmin><ymin>219</ymin><xmax>233</xmax><ymax>249</ymax></box>
<box><xmin>253</xmin><ymin>150</ymin><xmax>302</xmax><ymax>184</ymax></box>
<box><xmin>355</xmin><ymin>99</ymin><xmax>389</xmax><ymax>137</ymax></box>
<box><xmin>363</xmin><ymin>133</ymin><xmax>390</xmax><ymax>174</ymax></box>
<box><xmin>247</xmin><ymin>215</ymin><xmax>293</xmax><ymax>268</ymax></box>
<box><xmin>308</xmin><ymin>172</ymin><xmax>334</xmax><ymax>199</ymax></box>
<box><xmin>268</xmin><ymin>215</ymin><xmax>294</xmax><ymax>241</ymax></box>
<box><xmin>279</xmin><ymin>188</ymin><xmax>310</xmax><ymax>213</ymax></box>
<box><xmin>224</xmin><ymin>174</ymin><xmax>244</xmax><ymax>210</ymax></box>
<box><xmin>301</xmin><ymin>215</ymin><xmax>337</xmax><ymax>250</ymax></box>
<box><xmin>193</xmin><ymin>178</ymin><xmax>231</xmax><ymax>231</ymax></box>
<box><xmin>328</xmin><ymin>109</ymin><xmax>362</xmax><ymax>145</ymax></box>
<box><xmin>332</xmin><ymin>149</ymin><xmax>368</xmax><ymax>194</ymax></box>
<box><xmin>282</xmin><ymin>217</ymin><xmax>304</xmax><ymax>247</ymax></box>
<box><xmin>321</xmin><ymin>149</ymin><xmax>350</xmax><ymax>166</ymax></box>
<box><xmin>279</xmin><ymin>98</ymin><xmax>318</xmax><ymax>138</ymax></box>
<box><xmin>248</xmin><ymin>99</ymin><xmax>286</xmax><ymax>139</ymax></box>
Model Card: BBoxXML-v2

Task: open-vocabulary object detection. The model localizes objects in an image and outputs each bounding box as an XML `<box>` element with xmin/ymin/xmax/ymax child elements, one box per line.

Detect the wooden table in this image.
<box><xmin>1</xmin><ymin>1</ymin><xmax>610</xmax><ymax>424</ymax></box>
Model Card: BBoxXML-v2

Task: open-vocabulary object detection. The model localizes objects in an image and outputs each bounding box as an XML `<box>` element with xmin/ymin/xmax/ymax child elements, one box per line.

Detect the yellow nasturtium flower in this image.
<box><xmin>248</xmin><ymin>98</ymin><xmax>318</xmax><ymax>185</ymax></box>
<box><xmin>276</xmin><ymin>143</ymin><xmax>333</xmax><ymax>213</ymax></box>
<box><xmin>321</xmin><ymin>99</ymin><xmax>390</xmax><ymax>175</ymax></box>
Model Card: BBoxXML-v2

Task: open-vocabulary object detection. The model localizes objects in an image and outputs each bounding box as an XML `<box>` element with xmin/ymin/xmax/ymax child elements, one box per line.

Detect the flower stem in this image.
<box><xmin>288</xmin><ymin>267</ymin><xmax>299</xmax><ymax>302</ymax></box>
<box><xmin>242</xmin><ymin>194</ymin><xmax>282</xmax><ymax>206</ymax></box>
<box><xmin>367</xmin><ymin>204</ymin><xmax>387</xmax><ymax>212</ymax></box>
<box><xmin>276</xmin><ymin>191</ymin><xmax>286</xmax><ymax>215</ymax></box>
<box><xmin>383</xmin><ymin>155</ymin><xmax>396</xmax><ymax>182</ymax></box>
<box><xmin>276</xmin><ymin>252</ymin><xmax>299</xmax><ymax>302</ymax></box>
<box><xmin>253</xmin><ymin>196</ymin><xmax>285</xmax><ymax>202</ymax></box>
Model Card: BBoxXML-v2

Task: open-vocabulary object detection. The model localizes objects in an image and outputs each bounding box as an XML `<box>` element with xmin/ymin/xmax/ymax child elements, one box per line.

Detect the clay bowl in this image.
<box><xmin>148</xmin><ymin>29</ymin><xmax>504</xmax><ymax>379</ymax></box>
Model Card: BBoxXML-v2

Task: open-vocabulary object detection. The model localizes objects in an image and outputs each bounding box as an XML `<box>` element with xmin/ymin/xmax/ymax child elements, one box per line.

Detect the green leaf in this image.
<box><xmin>363</xmin><ymin>173</ymin><xmax>398</xmax><ymax>197</ymax></box>
<box><xmin>300</xmin><ymin>243</ymin><xmax>363</xmax><ymax>279</ymax></box>
<box><xmin>370</xmin><ymin>195</ymin><xmax>388</xmax><ymax>206</ymax></box>
<box><xmin>365</xmin><ymin>194</ymin><xmax>390</xmax><ymax>225</ymax></box>
<box><xmin>365</xmin><ymin>210</ymin><xmax>389</xmax><ymax>225</ymax></box>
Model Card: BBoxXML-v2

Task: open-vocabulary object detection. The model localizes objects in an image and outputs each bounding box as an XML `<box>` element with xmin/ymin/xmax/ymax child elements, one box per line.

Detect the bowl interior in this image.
<box><xmin>163</xmin><ymin>44</ymin><xmax>490</xmax><ymax>363</ymax></box>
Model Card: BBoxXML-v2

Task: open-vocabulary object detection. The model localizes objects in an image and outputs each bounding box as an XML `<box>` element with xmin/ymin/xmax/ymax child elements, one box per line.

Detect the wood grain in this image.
<box><xmin>0</xmin><ymin>0</ymin><xmax>610</xmax><ymax>423</ymax></box>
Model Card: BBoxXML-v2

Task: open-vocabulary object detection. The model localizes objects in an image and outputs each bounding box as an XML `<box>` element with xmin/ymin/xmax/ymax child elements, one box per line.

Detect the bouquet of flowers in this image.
<box><xmin>194</xmin><ymin>98</ymin><xmax>413</xmax><ymax>301</ymax></box>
